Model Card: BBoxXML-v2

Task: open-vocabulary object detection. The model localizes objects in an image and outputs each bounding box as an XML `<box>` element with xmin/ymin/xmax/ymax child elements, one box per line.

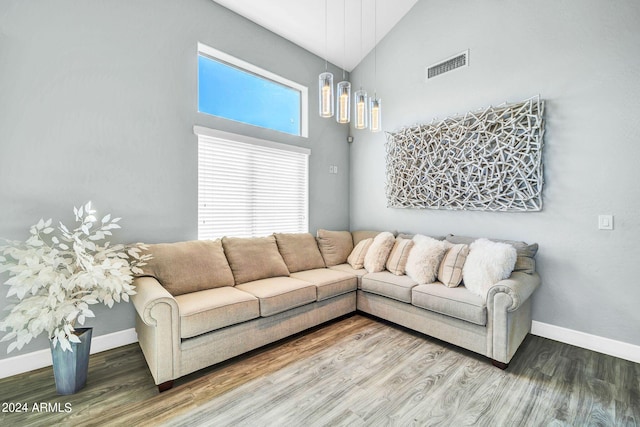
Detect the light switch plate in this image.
<box><xmin>598</xmin><ymin>215</ymin><xmax>613</xmax><ymax>230</ymax></box>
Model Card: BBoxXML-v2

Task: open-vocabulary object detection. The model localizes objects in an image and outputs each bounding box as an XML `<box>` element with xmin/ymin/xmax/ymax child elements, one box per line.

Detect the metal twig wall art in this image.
<box><xmin>385</xmin><ymin>96</ymin><xmax>545</xmax><ymax>211</ymax></box>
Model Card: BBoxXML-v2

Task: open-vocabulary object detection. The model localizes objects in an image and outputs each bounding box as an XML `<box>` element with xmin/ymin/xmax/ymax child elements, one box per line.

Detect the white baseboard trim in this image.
<box><xmin>531</xmin><ymin>321</ymin><xmax>640</xmax><ymax>364</ymax></box>
<box><xmin>0</xmin><ymin>328</ymin><xmax>138</xmax><ymax>379</ymax></box>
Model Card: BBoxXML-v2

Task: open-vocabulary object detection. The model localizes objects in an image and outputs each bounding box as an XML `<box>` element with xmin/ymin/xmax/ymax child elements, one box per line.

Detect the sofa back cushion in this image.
<box><xmin>445</xmin><ymin>234</ymin><xmax>538</xmax><ymax>274</ymax></box>
<box><xmin>138</xmin><ymin>240</ymin><xmax>235</xmax><ymax>296</ymax></box>
<box><xmin>351</xmin><ymin>230</ymin><xmax>382</xmax><ymax>246</ymax></box>
<box><xmin>222</xmin><ymin>235</ymin><xmax>290</xmax><ymax>285</ymax></box>
<box><xmin>274</xmin><ymin>233</ymin><xmax>326</xmax><ymax>273</ymax></box>
<box><xmin>316</xmin><ymin>229</ymin><xmax>354</xmax><ymax>267</ymax></box>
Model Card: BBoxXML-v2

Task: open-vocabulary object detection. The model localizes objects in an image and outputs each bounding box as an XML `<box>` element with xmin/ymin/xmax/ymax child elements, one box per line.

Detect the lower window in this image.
<box><xmin>195</xmin><ymin>126</ymin><xmax>310</xmax><ymax>239</ymax></box>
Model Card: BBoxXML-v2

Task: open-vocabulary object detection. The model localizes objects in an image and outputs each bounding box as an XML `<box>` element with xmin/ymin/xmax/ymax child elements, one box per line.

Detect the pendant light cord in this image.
<box><xmin>374</xmin><ymin>0</ymin><xmax>377</xmax><ymax>98</ymax></box>
<box><xmin>342</xmin><ymin>0</ymin><xmax>346</xmax><ymax>80</ymax></box>
<box><xmin>360</xmin><ymin>0</ymin><xmax>363</xmax><ymax>90</ymax></box>
<box><xmin>324</xmin><ymin>0</ymin><xmax>328</xmax><ymax>71</ymax></box>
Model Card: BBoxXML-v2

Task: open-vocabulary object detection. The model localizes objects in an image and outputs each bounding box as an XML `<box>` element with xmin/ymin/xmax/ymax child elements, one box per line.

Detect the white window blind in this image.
<box><xmin>195</xmin><ymin>126</ymin><xmax>310</xmax><ymax>239</ymax></box>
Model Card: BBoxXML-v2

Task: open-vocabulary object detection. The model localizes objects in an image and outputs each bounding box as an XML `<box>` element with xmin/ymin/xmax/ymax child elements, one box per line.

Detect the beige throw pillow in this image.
<box><xmin>437</xmin><ymin>244</ymin><xmax>469</xmax><ymax>287</ymax></box>
<box><xmin>347</xmin><ymin>238</ymin><xmax>373</xmax><ymax>269</ymax></box>
<box><xmin>222</xmin><ymin>236</ymin><xmax>290</xmax><ymax>285</ymax></box>
<box><xmin>405</xmin><ymin>235</ymin><xmax>448</xmax><ymax>284</ymax></box>
<box><xmin>316</xmin><ymin>229</ymin><xmax>354</xmax><ymax>266</ymax></box>
<box><xmin>386</xmin><ymin>238</ymin><xmax>414</xmax><ymax>276</ymax></box>
<box><xmin>139</xmin><ymin>239</ymin><xmax>235</xmax><ymax>296</ymax></box>
<box><xmin>274</xmin><ymin>233</ymin><xmax>326</xmax><ymax>273</ymax></box>
<box><xmin>364</xmin><ymin>232</ymin><xmax>396</xmax><ymax>273</ymax></box>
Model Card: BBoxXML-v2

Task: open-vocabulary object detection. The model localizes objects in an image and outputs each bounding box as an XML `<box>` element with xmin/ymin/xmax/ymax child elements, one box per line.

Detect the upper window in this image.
<box><xmin>197</xmin><ymin>43</ymin><xmax>308</xmax><ymax>137</ymax></box>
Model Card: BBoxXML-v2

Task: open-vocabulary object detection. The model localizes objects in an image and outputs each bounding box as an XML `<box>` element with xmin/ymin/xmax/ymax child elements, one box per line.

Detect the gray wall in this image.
<box><xmin>0</xmin><ymin>0</ymin><xmax>349</xmax><ymax>359</ymax></box>
<box><xmin>349</xmin><ymin>0</ymin><xmax>640</xmax><ymax>346</ymax></box>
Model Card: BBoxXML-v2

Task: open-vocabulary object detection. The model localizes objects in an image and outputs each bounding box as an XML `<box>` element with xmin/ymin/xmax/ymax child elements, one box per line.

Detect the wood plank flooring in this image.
<box><xmin>0</xmin><ymin>314</ymin><xmax>638</xmax><ymax>426</ymax></box>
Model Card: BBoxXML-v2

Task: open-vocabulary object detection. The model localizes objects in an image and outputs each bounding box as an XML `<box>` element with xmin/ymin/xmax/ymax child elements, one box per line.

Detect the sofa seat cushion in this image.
<box><xmin>329</xmin><ymin>263</ymin><xmax>368</xmax><ymax>287</ymax></box>
<box><xmin>175</xmin><ymin>287</ymin><xmax>260</xmax><ymax>339</ymax></box>
<box><xmin>411</xmin><ymin>284</ymin><xmax>487</xmax><ymax>326</ymax></box>
<box><xmin>360</xmin><ymin>271</ymin><xmax>418</xmax><ymax>303</ymax></box>
<box><xmin>290</xmin><ymin>268</ymin><xmax>357</xmax><ymax>301</ymax></box>
<box><xmin>236</xmin><ymin>277</ymin><xmax>317</xmax><ymax>317</ymax></box>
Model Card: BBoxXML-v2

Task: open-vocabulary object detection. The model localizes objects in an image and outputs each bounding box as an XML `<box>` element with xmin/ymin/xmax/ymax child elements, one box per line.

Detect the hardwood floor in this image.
<box><xmin>1</xmin><ymin>314</ymin><xmax>638</xmax><ymax>426</ymax></box>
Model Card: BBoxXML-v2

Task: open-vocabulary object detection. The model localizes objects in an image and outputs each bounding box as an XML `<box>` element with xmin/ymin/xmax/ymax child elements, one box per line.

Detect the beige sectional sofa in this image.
<box><xmin>131</xmin><ymin>230</ymin><xmax>540</xmax><ymax>391</ymax></box>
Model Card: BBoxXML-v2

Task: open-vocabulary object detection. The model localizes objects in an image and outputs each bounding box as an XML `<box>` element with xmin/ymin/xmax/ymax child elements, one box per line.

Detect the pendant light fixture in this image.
<box><xmin>336</xmin><ymin>0</ymin><xmax>351</xmax><ymax>123</ymax></box>
<box><xmin>370</xmin><ymin>97</ymin><xmax>381</xmax><ymax>132</ymax></box>
<box><xmin>318</xmin><ymin>0</ymin><xmax>334</xmax><ymax>118</ymax></box>
<box><xmin>354</xmin><ymin>89</ymin><xmax>368</xmax><ymax>129</ymax></box>
<box><xmin>354</xmin><ymin>0</ymin><xmax>368</xmax><ymax>130</ymax></box>
<box><xmin>369</xmin><ymin>0</ymin><xmax>382</xmax><ymax>132</ymax></box>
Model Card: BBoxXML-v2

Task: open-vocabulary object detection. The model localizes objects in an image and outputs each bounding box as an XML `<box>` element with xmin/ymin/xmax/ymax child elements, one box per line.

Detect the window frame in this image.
<box><xmin>197</xmin><ymin>42</ymin><xmax>309</xmax><ymax>138</ymax></box>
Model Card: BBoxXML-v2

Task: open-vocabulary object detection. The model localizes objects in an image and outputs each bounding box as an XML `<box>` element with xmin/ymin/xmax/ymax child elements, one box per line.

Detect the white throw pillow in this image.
<box><xmin>462</xmin><ymin>238</ymin><xmax>517</xmax><ymax>298</ymax></box>
<box><xmin>364</xmin><ymin>232</ymin><xmax>395</xmax><ymax>273</ymax></box>
<box><xmin>405</xmin><ymin>235</ymin><xmax>448</xmax><ymax>284</ymax></box>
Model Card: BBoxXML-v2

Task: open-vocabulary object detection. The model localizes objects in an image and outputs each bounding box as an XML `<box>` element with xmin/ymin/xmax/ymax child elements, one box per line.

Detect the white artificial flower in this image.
<box><xmin>0</xmin><ymin>202</ymin><xmax>152</xmax><ymax>353</ymax></box>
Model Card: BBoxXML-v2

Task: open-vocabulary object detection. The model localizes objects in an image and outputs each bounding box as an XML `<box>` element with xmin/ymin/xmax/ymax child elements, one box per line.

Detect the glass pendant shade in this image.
<box><xmin>369</xmin><ymin>97</ymin><xmax>382</xmax><ymax>132</ymax></box>
<box><xmin>318</xmin><ymin>72</ymin><xmax>334</xmax><ymax>118</ymax></box>
<box><xmin>336</xmin><ymin>81</ymin><xmax>351</xmax><ymax>123</ymax></box>
<box><xmin>354</xmin><ymin>89</ymin><xmax>368</xmax><ymax>129</ymax></box>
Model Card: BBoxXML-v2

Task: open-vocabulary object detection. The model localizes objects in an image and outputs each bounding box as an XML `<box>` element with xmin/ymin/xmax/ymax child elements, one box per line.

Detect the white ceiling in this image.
<box><xmin>213</xmin><ymin>0</ymin><xmax>418</xmax><ymax>72</ymax></box>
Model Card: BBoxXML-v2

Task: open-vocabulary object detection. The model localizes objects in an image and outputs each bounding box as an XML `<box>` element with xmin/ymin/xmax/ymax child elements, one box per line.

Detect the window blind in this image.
<box><xmin>195</xmin><ymin>127</ymin><xmax>310</xmax><ymax>240</ymax></box>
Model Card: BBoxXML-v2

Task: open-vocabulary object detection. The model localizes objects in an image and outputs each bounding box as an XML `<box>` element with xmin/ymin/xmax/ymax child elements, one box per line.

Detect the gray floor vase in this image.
<box><xmin>50</xmin><ymin>327</ymin><xmax>92</xmax><ymax>395</ymax></box>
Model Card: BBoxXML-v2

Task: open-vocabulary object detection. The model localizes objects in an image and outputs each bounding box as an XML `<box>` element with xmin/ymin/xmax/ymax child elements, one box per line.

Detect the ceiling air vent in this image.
<box><xmin>427</xmin><ymin>50</ymin><xmax>469</xmax><ymax>80</ymax></box>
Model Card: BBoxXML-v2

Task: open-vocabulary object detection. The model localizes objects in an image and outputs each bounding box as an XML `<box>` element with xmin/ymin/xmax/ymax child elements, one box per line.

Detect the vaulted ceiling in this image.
<box><xmin>213</xmin><ymin>0</ymin><xmax>418</xmax><ymax>72</ymax></box>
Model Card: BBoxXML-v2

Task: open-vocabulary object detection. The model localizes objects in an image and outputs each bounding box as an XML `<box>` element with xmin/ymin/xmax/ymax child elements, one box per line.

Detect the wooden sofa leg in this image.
<box><xmin>158</xmin><ymin>380</ymin><xmax>174</xmax><ymax>392</ymax></box>
<box><xmin>492</xmin><ymin>359</ymin><xmax>509</xmax><ymax>370</ymax></box>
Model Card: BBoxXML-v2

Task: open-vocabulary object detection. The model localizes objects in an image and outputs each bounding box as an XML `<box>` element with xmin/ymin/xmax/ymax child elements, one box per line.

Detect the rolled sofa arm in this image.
<box><xmin>131</xmin><ymin>276</ymin><xmax>181</xmax><ymax>386</ymax></box>
<box><xmin>131</xmin><ymin>276</ymin><xmax>179</xmax><ymax>326</ymax></box>
<box><xmin>486</xmin><ymin>272</ymin><xmax>541</xmax><ymax>312</ymax></box>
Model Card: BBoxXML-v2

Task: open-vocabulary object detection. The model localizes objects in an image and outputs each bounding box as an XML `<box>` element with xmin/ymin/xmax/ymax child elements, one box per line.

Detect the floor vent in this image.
<box><xmin>427</xmin><ymin>50</ymin><xmax>469</xmax><ymax>80</ymax></box>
